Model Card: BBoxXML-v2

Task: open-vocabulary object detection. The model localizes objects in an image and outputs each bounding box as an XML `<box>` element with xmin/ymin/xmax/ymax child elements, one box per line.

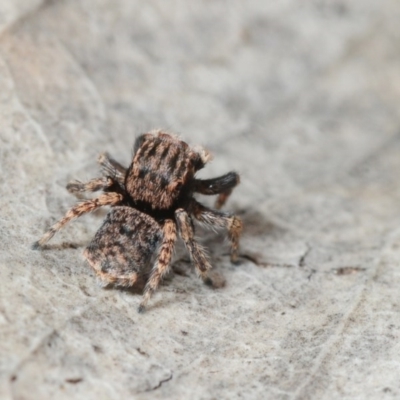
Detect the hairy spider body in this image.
<box><xmin>33</xmin><ymin>131</ymin><xmax>242</xmax><ymax>312</ymax></box>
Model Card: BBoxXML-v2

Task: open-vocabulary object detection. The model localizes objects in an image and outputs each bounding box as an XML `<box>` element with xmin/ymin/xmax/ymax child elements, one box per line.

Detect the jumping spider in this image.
<box><xmin>33</xmin><ymin>131</ymin><xmax>242</xmax><ymax>312</ymax></box>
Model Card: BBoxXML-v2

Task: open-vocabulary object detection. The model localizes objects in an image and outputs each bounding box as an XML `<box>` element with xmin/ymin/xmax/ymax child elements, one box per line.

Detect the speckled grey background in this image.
<box><xmin>1</xmin><ymin>1</ymin><xmax>400</xmax><ymax>399</ymax></box>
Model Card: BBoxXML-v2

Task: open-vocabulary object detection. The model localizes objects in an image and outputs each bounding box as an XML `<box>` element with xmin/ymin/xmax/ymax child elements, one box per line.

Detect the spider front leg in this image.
<box><xmin>139</xmin><ymin>219</ymin><xmax>177</xmax><ymax>313</ymax></box>
<box><xmin>97</xmin><ymin>152</ymin><xmax>127</xmax><ymax>185</ymax></box>
<box><xmin>32</xmin><ymin>192</ymin><xmax>123</xmax><ymax>249</ymax></box>
<box><xmin>66</xmin><ymin>176</ymin><xmax>115</xmax><ymax>195</ymax></box>
<box><xmin>194</xmin><ymin>172</ymin><xmax>239</xmax><ymax>209</ymax></box>
<box><xmin>175</xmin><ymin>209</ymin><xmax>212</xmax><ymax>280</ymax></box>
<box><xmin>191</xmin><ymin>199</ymin><xmax>242</xmax><ymax>263</ymax></box>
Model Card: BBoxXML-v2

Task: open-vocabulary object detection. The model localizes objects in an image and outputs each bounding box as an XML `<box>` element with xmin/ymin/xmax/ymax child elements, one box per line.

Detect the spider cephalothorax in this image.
<box><xmin>33</xmin><ymin>131</ymin><xmax>242</xmax><ymax>312</ymax></box>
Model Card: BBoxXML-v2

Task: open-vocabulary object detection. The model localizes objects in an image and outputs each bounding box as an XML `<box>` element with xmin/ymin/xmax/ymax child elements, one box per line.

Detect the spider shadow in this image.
<box><xmin>236</xmin><ymin>207</ymin><xmax>279</xmax><ymax>238</ymax></box>
<box><xmin>101</xmin><ymin>262</ymin><xmax>197</xmax><ymax>299</ymax></box>
<box><xmin>103</xmin><ymin>278</ymin><xmax>147</xmax><ymax>296</ymax></box>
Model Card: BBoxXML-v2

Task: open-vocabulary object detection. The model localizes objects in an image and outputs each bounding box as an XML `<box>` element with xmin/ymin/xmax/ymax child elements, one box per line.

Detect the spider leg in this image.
<box><xmin>175</xmin><ymin>208</ymin><xmax>212</xmax><ymax>280</ymax></box>
<box><xmin>139</xmin><ymin>219</ymin><xmax>177</xmax><ymax>313</ymax></box>
<box><xmin>95</xmin><ymin>268</ymin><xmax>139</xmax><ymax>287</ymax></box>
<box><xmin>32</xmin><ymin>192</ymin><xmax>123</xmax><ymax>249</ymax></box>
<box><xmin>190</xmin><ymin>199</ymin><xmax>242</xmax><ymax>263</ymax></box>
<box><xmin>194</xmin><ymin>172</ymin><xmax>240</xmax><ymax>209</ymax></box>
<box><xmin>97</xmin><ymin>152</ymin><xmax>127</xmax><ymax>185</ymax></box>
<box><xmin>66</xmin><ymin>176</ymin><xmax>115</xmax><ymax>195</ymax></box>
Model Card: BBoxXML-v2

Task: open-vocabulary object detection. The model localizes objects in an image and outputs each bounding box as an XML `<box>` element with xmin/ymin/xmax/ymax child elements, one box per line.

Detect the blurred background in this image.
<box><xmin>1</xmin><ymin>1</ymin><xmax>400</xmax><ymax>399</ymax></box>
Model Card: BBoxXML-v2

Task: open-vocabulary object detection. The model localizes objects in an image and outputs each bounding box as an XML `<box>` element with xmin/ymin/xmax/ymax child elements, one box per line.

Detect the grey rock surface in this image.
<box><xmin>1</xmin><ymin>1</ymin><xmax>400</xmax><ymax>399</ymax></box>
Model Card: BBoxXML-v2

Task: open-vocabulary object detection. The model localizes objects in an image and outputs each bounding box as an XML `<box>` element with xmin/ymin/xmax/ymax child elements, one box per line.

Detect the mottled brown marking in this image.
<box><xmin>85</xmin><ymin>207</ymin><xmax>162</xmax><ymax>287</ymax></box>
<box><xmin>125</xmin><ymin>131</ymin><xmax>196</xmax><ymax>210</ymax></box>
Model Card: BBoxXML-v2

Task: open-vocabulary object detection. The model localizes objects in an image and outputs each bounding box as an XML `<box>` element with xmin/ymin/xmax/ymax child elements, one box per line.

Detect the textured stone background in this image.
<box><xmin>1</xmin><ymin>1</ymin><xmax>400</xmax><ymax>399</ymax></box>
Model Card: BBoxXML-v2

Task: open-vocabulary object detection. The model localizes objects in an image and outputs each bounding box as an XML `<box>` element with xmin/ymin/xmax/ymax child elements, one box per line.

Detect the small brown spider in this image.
<box><xmin>33</xmin><ymin>131</ymin><xmax>242</xmax><ymax>312</ymax></box>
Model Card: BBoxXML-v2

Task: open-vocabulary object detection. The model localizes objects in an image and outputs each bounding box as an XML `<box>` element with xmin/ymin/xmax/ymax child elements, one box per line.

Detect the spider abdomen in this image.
<box><xmin>84</xmin><ymin>206</ymin><xmax>163</xmax><ymax>286</ymax></box>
